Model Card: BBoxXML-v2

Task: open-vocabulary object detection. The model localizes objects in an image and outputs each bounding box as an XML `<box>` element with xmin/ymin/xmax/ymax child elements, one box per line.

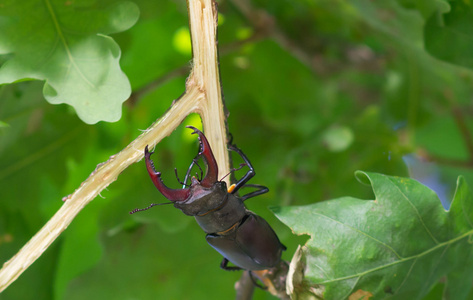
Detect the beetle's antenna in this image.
<box><xmin>220</xmin><ymin>163</ymin><xmax>247</xmax><ymax>182</ymax></box>
<box><xmin>129</xmin><ymin>202</ymin><xmax>172</xmax><ymax>214</ymax></box>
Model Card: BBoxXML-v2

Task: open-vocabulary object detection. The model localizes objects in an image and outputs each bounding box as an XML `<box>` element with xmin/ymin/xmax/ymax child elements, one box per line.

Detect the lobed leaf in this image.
<box><xmin>274</xmin><ymin>172</ymin><xmax>473</xmax><ymax>299</ymax></box>
<box><xmin>0</xmin><ymin>0</ymin><xmax>139</xmax><ymax>124</ymax></box>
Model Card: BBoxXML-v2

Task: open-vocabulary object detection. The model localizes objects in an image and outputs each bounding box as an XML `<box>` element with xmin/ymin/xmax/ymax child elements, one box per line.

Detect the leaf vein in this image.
<box><xmin>312</xmin><ymin>262</ymin><xmax>330</xmax><ymax>279</ymax></box>
<box><xmin>318</xmin><ymin>228</ymin><xmax>473</xmax><ymax>284</ymax></box>
<box><xmin>395</xmin><ymin>257</ymin><xmax>417</xmax><ymax>294</ymax></box>
<box><xmin>313</xmin><ymin>212</ymin><xmax>403</xmax><ymax>259</ymax></box>
<box><xmin>44</xmin><ymin>0</ymin><xmax>95</xmax><ymax>88</ymax></box>
<box><xmin>341</xmin><ymin>276</ymin><xmax>361</xmax><ymax>300</ymax></box>
<box><xmin>385</xmin><ymin>175</ymin><xmax>440</xmax><ymax>244</ymax></box>
<box><xmin>419</xmin><ymin>244</ymin><xmax>450</xmax><ymax>295</ymax></box>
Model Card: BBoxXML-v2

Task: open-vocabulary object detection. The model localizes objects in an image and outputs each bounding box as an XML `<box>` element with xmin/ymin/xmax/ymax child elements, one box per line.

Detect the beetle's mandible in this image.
<box><xmin>142</xmin><ymin>126</ymin><xmax>285</xmax><ymax>271</ymax></box>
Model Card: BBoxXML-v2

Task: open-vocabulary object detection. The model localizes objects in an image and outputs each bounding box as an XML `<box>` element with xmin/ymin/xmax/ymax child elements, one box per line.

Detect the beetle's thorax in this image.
<box><xmin>173</xmin><ymin>179</ymin><xmax>228</xmax><ymax>216</ymax></box>
<box><xmin>172</xmin><ymin>179</ymin><xmax>247</xmax><ymax>234</ymax></box>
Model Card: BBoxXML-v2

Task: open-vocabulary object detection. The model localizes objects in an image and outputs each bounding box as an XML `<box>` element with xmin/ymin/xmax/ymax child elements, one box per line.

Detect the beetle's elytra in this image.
<box><xmin>143</xmin><ymin>126</ymin><xmax>285</xmax><ymax>271</ymax></box>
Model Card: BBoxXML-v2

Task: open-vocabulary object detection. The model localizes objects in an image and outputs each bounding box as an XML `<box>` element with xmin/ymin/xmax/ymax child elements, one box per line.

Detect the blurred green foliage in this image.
<box><xmin>1</xmin><ymin>0</ymin><xmax>473</xmax><ymax>299</ymax></box>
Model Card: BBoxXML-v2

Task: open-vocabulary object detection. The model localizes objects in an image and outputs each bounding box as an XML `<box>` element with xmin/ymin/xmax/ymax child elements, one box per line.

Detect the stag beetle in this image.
<box><xmin>141</xmin><ymin>126</ymin><xmax>285</xmax><ymax>271</ymax></box>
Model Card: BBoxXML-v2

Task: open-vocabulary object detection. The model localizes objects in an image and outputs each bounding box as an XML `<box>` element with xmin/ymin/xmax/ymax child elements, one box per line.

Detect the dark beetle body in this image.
<box><xmin>206</xmin><ymin>213</ymin><xmax>283</xmax><ymax>270</ymax></box>
<box><xmin>144</xmin><ymin>126</ymin><xmax>285</xmax><ymax>271</ymax></box>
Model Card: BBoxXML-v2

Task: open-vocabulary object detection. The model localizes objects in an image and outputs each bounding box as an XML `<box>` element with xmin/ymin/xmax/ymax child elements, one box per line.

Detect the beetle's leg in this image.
<box><xmin>194</xmin><ymin>160</ymin><xmax>204</xmax><ymax>181</ymax></box>
<box><xmin>220</xmin><ymin>258</ymin><xmax>242</xmax><ymax>271</ymax></box>
<box><xmin>182</xmin><ymin>159</ymin><xmax>196</xmax><ymax>188</ymax></box>
<box><xmin>240</xmin><ymin>184</ymin><xmax>269</xmax><ymax>202</ymax></box>
<box><xmin>248</xmin><ymin>271</ymin><xmax>268</xmax><ymax>290</ymax></box>
<box><xmin>174</xmin><ymin>168</ymin><xmax>190</xmax><ymax>187</ymax></box>
<box><xmin>181</xmin><ymin>158</ymin><xmax>205</xmax><ymax>189</ymax></box>
<box><xmin>227</xmin><ymin>145</ymin><xmax>257</xmax><ymax>194</ymax></box>
<box><xmin>227</xmin><ymin>132</ymin><xmax>234</xmax><ymax>145</ymax></box>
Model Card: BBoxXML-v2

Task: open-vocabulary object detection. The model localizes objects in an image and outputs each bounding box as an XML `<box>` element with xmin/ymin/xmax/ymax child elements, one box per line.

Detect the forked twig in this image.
<box><xmin>0</xmin><ymin>0</ymin><xmax>230</xmax><ymax>292</ymax></box>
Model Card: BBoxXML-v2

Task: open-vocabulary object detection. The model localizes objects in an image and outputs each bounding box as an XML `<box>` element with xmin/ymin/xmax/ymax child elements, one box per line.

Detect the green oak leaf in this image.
<box><xmin>0</xmin><ymin>0</ymin><xmax>139</xmax><ymax>124</ymax></box>
<box><xmin>274</xmin><ymin>172</ymin><xmax>473</xmax><ymax>300</ymax></box>
<box><xmin>424</xmin><ymin>1</ymin><xmax>473</xmax><ymax>70</ymax></box>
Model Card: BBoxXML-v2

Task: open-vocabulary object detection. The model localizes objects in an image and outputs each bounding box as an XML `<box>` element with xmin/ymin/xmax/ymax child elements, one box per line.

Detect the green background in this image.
<box><xmin>1</xmin><ymin>0</ymin><xmax>473</xmax><ymax>299</ymax></box>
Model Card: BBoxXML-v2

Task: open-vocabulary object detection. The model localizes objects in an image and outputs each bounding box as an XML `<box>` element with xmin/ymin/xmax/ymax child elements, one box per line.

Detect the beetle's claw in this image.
<box><xmin>187</xmin><ymin>125</ymin><xmax>198</xmax><ymax>133</ymax></box>
<box><xmin>187</xmin><ymin>126</ymin><xmax>204</xmax><ymax>155</ymax></box>
<box><xmin>145</xmin><ymin>145</ymin><xmax>159</xmax><ymax>174</ymax></box>
<box><xmin>145</xmin><ymin>145</ymin><xmax>191</xmax><ymax>201</ymax></box>
<box><xmin>144</xmin><ymin>145</ymin><xmax>155</xmax><ymax>157</ymax></box>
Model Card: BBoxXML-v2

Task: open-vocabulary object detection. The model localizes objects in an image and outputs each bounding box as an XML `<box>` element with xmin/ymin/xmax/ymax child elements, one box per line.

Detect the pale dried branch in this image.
<box><xmin>0</xmin><ymin>86</ymin><xmax>203</xmax><ymax>292</ymax></box>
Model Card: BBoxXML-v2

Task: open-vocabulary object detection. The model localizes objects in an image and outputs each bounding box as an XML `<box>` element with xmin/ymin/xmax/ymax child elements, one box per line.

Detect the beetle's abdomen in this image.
<box><xmin>206</xmin><ymin>213</ymin><xmax>284</xmax><ymax>270</ymax></box>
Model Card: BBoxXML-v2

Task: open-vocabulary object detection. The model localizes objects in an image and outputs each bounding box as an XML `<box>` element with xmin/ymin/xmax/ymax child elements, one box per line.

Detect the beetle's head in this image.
<box><xmin>144</xmin><ymin>126</ymin><xmax>228</xmax><ymax>216</ymax></box>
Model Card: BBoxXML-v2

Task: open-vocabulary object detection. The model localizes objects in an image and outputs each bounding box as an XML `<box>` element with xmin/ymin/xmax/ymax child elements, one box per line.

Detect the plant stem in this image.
<box><xmin>186</xmin><ymin>0</ymin><xmax>230</xmax><ymax>181</ymax></box>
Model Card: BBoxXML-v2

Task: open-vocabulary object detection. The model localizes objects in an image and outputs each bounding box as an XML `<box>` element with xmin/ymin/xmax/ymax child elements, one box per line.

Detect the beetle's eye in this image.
<box><xmin>217</xmin><ymin>181</ymin><xmax>227</xmax><ymax>191</ymax></box>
